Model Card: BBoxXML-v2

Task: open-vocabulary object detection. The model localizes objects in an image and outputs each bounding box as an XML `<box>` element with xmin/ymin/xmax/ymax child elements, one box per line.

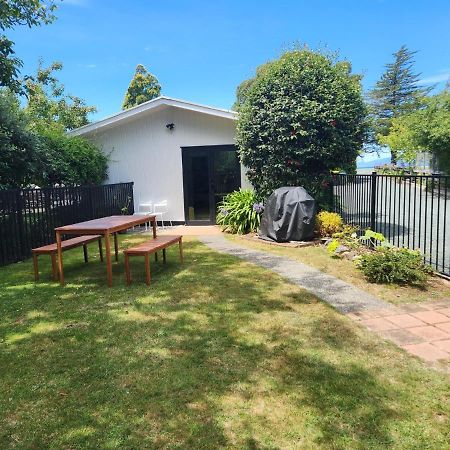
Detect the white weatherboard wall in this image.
<box><xmin>85</xmin><ymin>106</ymin><xmax>249</xmax><ymax>221</ymax></box>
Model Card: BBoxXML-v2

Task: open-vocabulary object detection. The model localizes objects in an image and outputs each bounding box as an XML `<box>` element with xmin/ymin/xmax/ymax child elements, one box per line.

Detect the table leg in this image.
<box><xmin>56</xmin><ymin>231</ymin><xmax>64</xmax><ymax>285</ymax></box>
<box><xmin>125</xmin><ymin>253</ymin><xmax>131</xmax><ymax>285</ymax></box>
<box><xmin>162</xmin><ymin>248</ymin><xmax>166</xmax><ymax>263</ymax></box>
<box><xmin>114</xmin><ymin>232</ymin><xmax>119</xmax><ymax>262</ymax></box>
<box><xmin>83</xmin><ymin>244</ymin><xmax>88</xmax><ymax>263</ymax></box>
<box><xmin>104</xmin><ymin>232</ymin><xmax>113</xmax><ymax>287</ymax></box>
<box><xmin>152</xmin><ymin>218</ymin><xmax>157</xmax><ymax>239</ymax></box>
<box><xmin>51</xmin><ymin>253</ymin><xmax>58</xmax><ymax>281</ymax></box>
<box><xmin>145</xmin><ymin>253</ymin><xmax>151</xmax><ymax>285</ymax></box>
<box><xmin>98</xmin><ymin>237</ymin><xmax>104</xmax><ymax>262</ymax></box>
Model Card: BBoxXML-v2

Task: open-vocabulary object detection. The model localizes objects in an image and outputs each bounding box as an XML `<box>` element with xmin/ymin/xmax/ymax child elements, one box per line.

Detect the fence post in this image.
<box><xmin>370</xmin><ymin>171</ymin><xmax>377</xmax><ymax>238</ymax></box>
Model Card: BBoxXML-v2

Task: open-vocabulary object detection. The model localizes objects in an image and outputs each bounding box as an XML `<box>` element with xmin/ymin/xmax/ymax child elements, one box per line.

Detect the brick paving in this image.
<box><xmin>348</xmin><ymin>300</ymin><xmax>450</xmax><ymax>363</ymax></box>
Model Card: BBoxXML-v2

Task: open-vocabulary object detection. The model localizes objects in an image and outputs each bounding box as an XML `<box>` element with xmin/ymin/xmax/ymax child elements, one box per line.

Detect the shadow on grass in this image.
<box><xmin>0</xmin><ymin>238</ymin><xmax>448</xmax><ymax>448</ymax></box>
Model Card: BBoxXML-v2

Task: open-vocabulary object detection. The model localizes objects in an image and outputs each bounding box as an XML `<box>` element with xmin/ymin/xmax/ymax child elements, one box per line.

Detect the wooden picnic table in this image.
<box><xmin>55</xmin><ymin>215</ymin><xmax>156</xmax><ymax>287</ymax></box>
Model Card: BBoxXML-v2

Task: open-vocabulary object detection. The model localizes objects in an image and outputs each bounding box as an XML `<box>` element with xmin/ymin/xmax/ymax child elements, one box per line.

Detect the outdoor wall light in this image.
<box><xmin>166</xmin><ymin>123</ymin><xmax>175</xmax><ymax>130</ymax></box>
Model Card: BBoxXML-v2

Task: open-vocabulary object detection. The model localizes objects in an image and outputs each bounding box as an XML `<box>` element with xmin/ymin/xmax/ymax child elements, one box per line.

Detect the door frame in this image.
<box><xmin>181</xmin><ymin>145</ymin><xmax>240</xmax><ymax>225</ymax></box>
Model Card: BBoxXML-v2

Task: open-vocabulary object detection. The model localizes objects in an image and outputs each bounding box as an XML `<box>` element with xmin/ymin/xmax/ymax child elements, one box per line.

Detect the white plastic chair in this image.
<box><xmin>133</xmin><ymin>202</ymin><xmax>153</xmax><ymax>231</ymax></box>
<box><xmin>153</xmin><ymin>200</ymin><xmax>171</xmax><ymax>229</ymax></box>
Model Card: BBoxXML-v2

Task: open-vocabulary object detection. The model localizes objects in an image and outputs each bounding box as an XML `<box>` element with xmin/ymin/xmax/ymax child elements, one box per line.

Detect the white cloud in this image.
<box><xmin>417</xmin><ymin>70</ymin><xmax>450</xmax><ymax>85</ymax></box>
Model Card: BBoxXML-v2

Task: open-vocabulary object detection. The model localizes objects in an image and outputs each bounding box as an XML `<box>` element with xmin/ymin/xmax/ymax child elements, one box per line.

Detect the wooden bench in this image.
<box><xmin>32</xmin><ymin>235</ymin><xmax>103</xmax><ymax>281</ymax></box>
<box><xmin>124</xmin><ymin>235</ymin><xmax>183</xmax><ymax>285</ymax></box>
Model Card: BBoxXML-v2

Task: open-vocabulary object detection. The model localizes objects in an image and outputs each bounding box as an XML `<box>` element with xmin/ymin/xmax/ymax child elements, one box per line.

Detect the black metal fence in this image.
<box><xmin>0</xmin><ymin>182</ymin><xmax>134</xmax><ymax>266</ymax></box>
<box><xmin>333</xmin><ymin>173</ymin><xmax>450</xmax><ymax>277</ymax></box>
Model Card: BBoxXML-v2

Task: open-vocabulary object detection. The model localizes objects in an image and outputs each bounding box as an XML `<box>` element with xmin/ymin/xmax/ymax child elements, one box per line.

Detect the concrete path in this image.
<box><xmin>199</xmin><ymin>235</ymin><xmax>450</xmax><ymax>365</ymax></box>
<box><xmin>199</xmin><ymin>235</ymin><xmax>391</xmax><ymax>314</ymax></box>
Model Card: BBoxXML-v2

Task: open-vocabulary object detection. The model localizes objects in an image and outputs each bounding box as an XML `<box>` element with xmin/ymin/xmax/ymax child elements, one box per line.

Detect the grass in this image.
<box><xmin>0</xmin><ymin>234</ymin><xmax>449</xmax><ymax>449</ymax></box>
<box><xmin>228</xmin><ymin>235</ymin><xmax>450</xmax><ymax>306</ymax></box>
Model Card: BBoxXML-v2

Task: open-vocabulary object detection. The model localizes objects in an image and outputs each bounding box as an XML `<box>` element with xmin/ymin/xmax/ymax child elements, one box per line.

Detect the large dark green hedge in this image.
<box><xmin>37</xmin><ymin>130</ymin><xmax>108</xmax><ymax>187</ymax></box>
<box><xmin>0</xmin><ymin>90</ymin><xmax>39</xmax><ymax>189</ymax></box>
<box><xmin>0</xmin><ymin>89</ymin><xmax>107</xmax><ymax>188</ymax></box>
<box><xmin>236</xmin><ymin>49</ymin><xmax>367</xmax><ymax>199</ymax></box>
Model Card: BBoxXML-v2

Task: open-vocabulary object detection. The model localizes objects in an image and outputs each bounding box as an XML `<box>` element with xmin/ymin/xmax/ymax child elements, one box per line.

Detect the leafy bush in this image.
<box><xmin>36</xmin><ymin>129</ymin><xmax>108</xmax><ymax>186</ymax></box>
<box><xmin>216</xmin><ymin>189</ymin><xmax>262</xmax><ymax>234</ymax></box>
<box><xmin>356</xmin><ymin>247</ymin><xmax>432</xmax><ymax>285</ymax></box>
<box><xmin>0</xmin><ymin>89</ymin><xmax>39</xmax><ymax>188</ymax></box>
<box><xmin>316</xmin><ymin>211</ymin><xmax>343</xmax><ymax>237</ymax></box>
<box><xmin>236</xmin><ymin>48</ymin><xmax>367</xmax><ymax>199</ymax></box>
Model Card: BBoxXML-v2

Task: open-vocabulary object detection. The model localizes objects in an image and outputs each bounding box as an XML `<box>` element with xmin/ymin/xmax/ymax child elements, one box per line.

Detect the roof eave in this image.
<box><xmin>67</xmin><ymin>96</ymin><xmax>237</xmax><ymax>137</ymax></box>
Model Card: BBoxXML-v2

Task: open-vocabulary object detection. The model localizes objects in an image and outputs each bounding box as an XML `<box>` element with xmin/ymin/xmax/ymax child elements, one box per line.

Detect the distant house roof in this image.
<box><xmin>67</xmin><ymin>96</ymin><xmax>237</xmax><ymax>137</ymax></box>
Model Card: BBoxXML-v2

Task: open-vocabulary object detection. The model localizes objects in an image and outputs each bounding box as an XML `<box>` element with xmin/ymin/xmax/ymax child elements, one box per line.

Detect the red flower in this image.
<box><xmin>329</xmin><ymin>119</ymin><xmax>337</xmax><ymax>127</ymax></box>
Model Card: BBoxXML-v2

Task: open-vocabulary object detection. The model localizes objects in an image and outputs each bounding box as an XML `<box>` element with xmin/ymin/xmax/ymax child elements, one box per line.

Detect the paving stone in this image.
<box><xmin>385</xmin><ymin>314</ymin><xmax>426</xmax><ymax>328</ymax></box>
<box><xmin>402</xmin><ymin>343</ymin><xmax>449</xmax><ymax>362</ymax></box>
<box><xmin>411</xmin><ymin>311</ymin><xmax>449</xmax><ymax>324</ymax></box>
<box><xmin>398</xmin><ymin>304</ymin><xmax>429</xmax><ymax>313</ymax></box>
<box><xmin>378</xmin><ymin>328</ymin><xmax>425</xmax><ymax>346</ymax></box>
<box><xmin>437</xmin><ymin>308</ymin><xmax>450</xmax><ymax>317</ymax></box>
<box><xmin>423</xmin><ymin>301</ymin><xmax>450</xmax><ymax>310</ymax></box>
<box><xmin>407</xmin><ymin>326</ymin><xmax>450</xmax><ymax>342</ymax></box>
<box><xmin>435</xmin><ymin>322</ymin><xmax>450</xmax><ymax>334</ymax></box>
<box><xmin>431</xmin><ymin>339</ymin><xmax>450</xmax><ymax>353</ymax></box>
<box><xmin>360</xmin><ymin>318</ymin><xmax>398</xmax><ymax>332</ymax></box>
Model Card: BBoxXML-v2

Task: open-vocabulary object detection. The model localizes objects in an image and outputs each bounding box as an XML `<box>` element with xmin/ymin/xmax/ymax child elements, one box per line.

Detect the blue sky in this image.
<box><xmin>11</xmin><ymin>0</ymin><xmax>450</xmax><ymax>160</ymax></box>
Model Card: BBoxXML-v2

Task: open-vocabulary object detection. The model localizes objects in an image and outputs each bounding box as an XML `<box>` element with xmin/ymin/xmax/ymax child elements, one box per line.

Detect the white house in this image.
<box><xmin>68</xmin><ymin>96</ymin><xmax>250</xmax><ymax>224</ymax></box>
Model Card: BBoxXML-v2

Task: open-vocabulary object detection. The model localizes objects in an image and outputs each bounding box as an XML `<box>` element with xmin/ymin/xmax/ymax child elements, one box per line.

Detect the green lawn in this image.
<box><xmin>228</xmin><ymin>235</ymin><xmax>450</xmax><ymax>306</ymax></box>
<box><xmin>0</xmin><ymin>235</ymin><xmax>449</xmax><ymax>449</ymax></box>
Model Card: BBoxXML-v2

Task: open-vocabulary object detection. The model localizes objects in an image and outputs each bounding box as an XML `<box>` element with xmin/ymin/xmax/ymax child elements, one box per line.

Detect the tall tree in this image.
<box><xmin>379</xmin><ymin>90</ymin><xmax>450</xmax><ymax>173</ymax></box>
<box><xmin>122</xmin><ymin>64</ymin><xmax>161</xmax><ymax>109</ymax></box>
<box><xmin>237</xmin><ymin>49</ymin><xmax>367</xmax><ymax>201</ymax></box>
<box><xmin>24</xmin><ymin>60</ymin><xmax>96</xmax><ymax>131</ymax></box>
<box><xmin>0</xmin><ymin>0</ymin><xmax>57</xmax><ymax>93</ymax></box>
<box><xmin>369</xmin><ymin>45</ymin><xmax>430</xmax><ymax>163</ymax></box>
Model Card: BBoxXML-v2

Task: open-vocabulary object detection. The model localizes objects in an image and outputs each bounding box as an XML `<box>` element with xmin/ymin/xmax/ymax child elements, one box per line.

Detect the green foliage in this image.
<box><xmin>216</xmin><ymin>189</ymin><xmax>261</xmax><ymax>234</ymax></box>
<box><xmin>24</xmin><ymin>60</ymin><xmax>96</xmax><ymax>131</ymax></box>
<box><xmin>356</xmin><ymin>247</ymin><xmax>432</xmax><ymax>285</ymax></box>
<box><xmin>0</xmin><ymin>88</ymin><xmax>39</xmax><ymax>188</ymax></box>
<box><xmin>326</xmin><ymin>239</ymin><xmax>340</xmax><ymax>255</ymax></box>
<box><xmin>379</xmin><ymin>91</ymin><xmax>450</xmax><ymax>173</ymax></box>
<box><xmin>368</xmin><ymin>46</ymin><xmax>431</xmax><ymax>162</ymax></box>
<box><xmin>358</xmin><ymin>229</ymin><xmax>391</xmax><ymax>246</ymax></box>
<box><xmin>236</xmin><ymin>48</ymin><xmax>367</xmax><ymax>199</ymax></box>
<box><xmin>0</xmin><ymin>0</ymin><xmax>57</xmax><ymax>93</ymax></box>
<box><xmin>122</xmin><ymin>64</ymin><xmax>161</xmax><ymax>109</ymax></box>
<box><xmin>37</xmin><ymin>129</ymin><xmax>108</xmax><ymax>186</ymax></box>
<box><xmin>316</xmin><ymin>211</ymin><xmax>343</xmax><ymax>237</ymax></box>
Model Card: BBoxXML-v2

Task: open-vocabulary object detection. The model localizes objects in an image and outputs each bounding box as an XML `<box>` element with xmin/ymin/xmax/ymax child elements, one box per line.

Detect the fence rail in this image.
<box><xmin>333</xmin><ymin>173</ymin><xmax>450</xmax><ymax>277</ymax></box>
<box><xmin>0</xmin><ymin>183</ymin><xmax>134</xmax><ymax>266</ymax></box>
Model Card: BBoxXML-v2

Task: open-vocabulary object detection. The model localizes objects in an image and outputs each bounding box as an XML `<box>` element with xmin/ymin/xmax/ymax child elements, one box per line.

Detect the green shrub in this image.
<box><xmin>316</xmin><ymin>211</ymin><xmax>343</xmax><ymax>237</ymax></box>
<box><xmin>36</xmin><ymin>129</ymin><xmax>108</xmax><ymax>186</ymax></box>
<box><xmin>236</xmin><ymin>48</ymin><xmax>367</xmax><ymax>200</ymax></box>
<box><xmin>216</xmin><ymin>189</ymin><xmax>262</xmax><ymax>234</ymax></box>
<box><xmin>356</xmin><ymin>247</ymin><xmax>432</xmax><ymax>285</ymax></box>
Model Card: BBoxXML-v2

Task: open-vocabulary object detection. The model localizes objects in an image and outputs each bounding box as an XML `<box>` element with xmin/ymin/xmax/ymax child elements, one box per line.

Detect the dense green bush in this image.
<box><xmin>216</xmin><ymin>189</ymin><xmax>262</xmax><ymax>234</ymax></box>
<box><xmin>236</xmin><ymin>48</ymin><xmax>367</xmax><ymax>199</ymax></box>
<box><xmin>356</xmin><ymin>247</ymin><xmax>432</xmax><ymax>285</ymax></box>
<box><xmin>0</xmin><ymin>89</ymin><xmax>39</xmax><ymax>189</ymax></box>
<box><xmin>36</xmin><ymin>129</ymin><xmax>108</xmax><ymax>186</ymax></box>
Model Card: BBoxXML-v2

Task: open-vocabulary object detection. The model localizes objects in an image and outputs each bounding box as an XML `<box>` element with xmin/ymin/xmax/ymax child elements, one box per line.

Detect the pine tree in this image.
<box><xmin>122</xmin><ymin>64</ymin><xmax>161</xmax><ymax>110</ymax></box>
<box><xmin>369</xmin><ymin>45</ymin><xmax>430</xmax><ymax>163</ymax></box>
